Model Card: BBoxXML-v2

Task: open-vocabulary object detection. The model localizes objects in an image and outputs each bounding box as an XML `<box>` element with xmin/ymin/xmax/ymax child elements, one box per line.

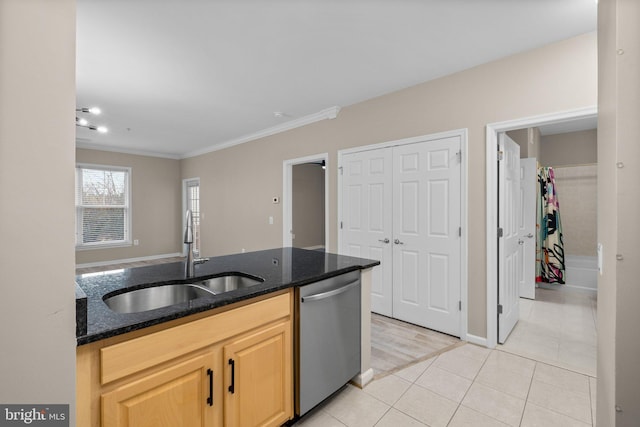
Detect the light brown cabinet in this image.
<box><xmin>77</xmin><ymin>291</ymin><xmax>293</xmax><ymax>427</ymax></box>
<box><xmin>224</xmin><ymin>321</ymin><xmax>292</xmax><ymax>427</ymax></box>
<box><xmin>102</xmin><ymin>351</ymin><xmax>218</xmax><ymax>427</ymax></box>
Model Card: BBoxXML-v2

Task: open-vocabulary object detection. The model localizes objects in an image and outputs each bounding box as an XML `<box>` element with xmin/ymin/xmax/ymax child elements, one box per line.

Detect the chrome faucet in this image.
<box><xmin>184</xmin><ymin>209</ymin><xmax>209</xmax><ymax>277</ymax></box>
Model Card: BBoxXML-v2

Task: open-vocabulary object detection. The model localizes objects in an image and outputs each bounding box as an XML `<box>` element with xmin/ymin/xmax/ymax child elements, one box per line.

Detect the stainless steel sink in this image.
<box><xmin>103</xmin><ymin>274</ymin><xmax>264</xmax><ymax>314</ymax></box>
<box><xmin>189</xmin><ymin>274</ymin><xmax>263</xmax><ymax>294</ymax></box>
<box><xmin>103</xmin><ymin>284</ymin><xmax>215</xmax><ymax>314</ymax></box>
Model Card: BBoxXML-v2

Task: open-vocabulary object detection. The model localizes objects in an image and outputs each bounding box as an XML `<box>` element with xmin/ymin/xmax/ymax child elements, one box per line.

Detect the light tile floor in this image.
<box><xmin>498</xmin><ymin>286</ymin><xmax>597</xmax><ymax>377</ymax></box>
<box><xmin>296</xmin><ymin>344</ymin><xmax>597</xmax><ymax>427</ymax></box>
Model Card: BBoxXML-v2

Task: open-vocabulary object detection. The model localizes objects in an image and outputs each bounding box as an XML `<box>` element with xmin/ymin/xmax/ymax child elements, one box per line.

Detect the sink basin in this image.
<box><xmin>104</xmin><ymin>284</ymin><xmax>215</xmax><ymax>314</ymax></box>
<box><xmin>189</xmin><ymin>274</ymin><xmax>263</xmax><ymax>294</ymax></box>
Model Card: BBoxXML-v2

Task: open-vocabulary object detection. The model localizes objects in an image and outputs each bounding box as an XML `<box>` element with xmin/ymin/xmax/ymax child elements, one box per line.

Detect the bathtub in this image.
<box><xmin>564</xmin><ymin>255</ymin><xmax>598</xmax><ymax>291</ymax></box>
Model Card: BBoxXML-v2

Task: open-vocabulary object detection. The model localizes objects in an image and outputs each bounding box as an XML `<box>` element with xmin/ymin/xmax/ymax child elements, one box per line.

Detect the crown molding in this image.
<box><xmin>181</xmin><ymin>106</ymin><xmax>341</xmax><ymax>159</ymax></box>
<box><xmin>75</xmin><ymin>140</ymin><xmax>182</xmax><ymax>159</ymax></box>
<box><xmin>75</xmin><ymin>105</ymin><xmax>341</xmax><ymax>160</ymax></box>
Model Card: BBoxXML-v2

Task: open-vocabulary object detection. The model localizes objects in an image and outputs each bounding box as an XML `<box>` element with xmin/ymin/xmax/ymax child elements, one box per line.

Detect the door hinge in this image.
<box><xmin>339</xmin><ymin>166</ymin><xmax>343</xmax><ymax>175</ymax></box>
<box><xmin>497</xmin><ymin>150</ymin><xmax>504</xmax><ymax>161</ymax></box>
<box><xmin>458</xmin><ymin>301</ymin><xmax>462</xmax><ymax>311</ymax></box>
<box><xmin>456</xmin><ymin>150</ymin><xmax>462</xmax><ymax>163</ymax></box>
<box><xmin>458</xmin><ymin>226</ymin><xmax>461</xmax><ymax>237</ymax></box>
<box><xmin>340</xmin><ymin>221</ymin><xmax>343</xmax><ymax>229</ymax></box>
<box><xmin>497</xmin><ymin>227</ymin><xmax>503</xmax><ymax>238</ymax></box>
<box><xmin>498</xmin><ymin>304</ymin><xmax>503</xmax><ymax>314</ymax></box>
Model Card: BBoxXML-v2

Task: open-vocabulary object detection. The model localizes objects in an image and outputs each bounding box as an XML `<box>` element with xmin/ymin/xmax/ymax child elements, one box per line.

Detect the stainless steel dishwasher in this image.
<box><xmin>295</xmin><ymin>270</ymin><xmax>361</xmax><ymax>416</ymax></box>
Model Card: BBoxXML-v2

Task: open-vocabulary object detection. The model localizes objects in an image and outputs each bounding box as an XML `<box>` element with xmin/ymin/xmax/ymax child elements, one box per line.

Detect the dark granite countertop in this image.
<box><xmin>75</xmin><ymin>247</ymin><xmax>379</xmax><ymax>345</ymax></box>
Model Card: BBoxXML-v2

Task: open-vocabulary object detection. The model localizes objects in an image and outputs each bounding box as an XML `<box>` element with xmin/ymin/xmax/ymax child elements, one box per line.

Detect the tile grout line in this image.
<box><xmin>372</xmin><ymin>340</ymin><xmax>464</xmax><ymax>381</ymax></box>
<box><xmin>589</xmin><ymin>378</ymin><xmax>596</xmax><ymax>427</ymax></box>
<box><xmin>518</xmin><ymin>361</ymin><xmax>538</xmax><ymax>426</ymax></box>
<box><xmin>526</xmin><ymin>366</ymin><xmax>596</xmax><ymax>426</ymax></box>
<box><xmin>444</xmin><ymin>346</ymin><xmax>495</xmax><ymax>427</ymax></box>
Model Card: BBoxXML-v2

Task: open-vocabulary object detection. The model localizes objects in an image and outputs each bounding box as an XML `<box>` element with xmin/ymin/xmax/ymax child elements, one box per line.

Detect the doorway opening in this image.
<box><xmin>283</xmin><ymin>154</ymin><xmax>329</xmax><ymax>250</ymax></box>
<box><xmin>487</xmin><ymin>107</ymin><xmax>598</xmax><ymax>376</ymax></box>
<box><xmin>182</xmin><ymin>178</ymin><xmax>201</xmax><ymax>256</ymax></box>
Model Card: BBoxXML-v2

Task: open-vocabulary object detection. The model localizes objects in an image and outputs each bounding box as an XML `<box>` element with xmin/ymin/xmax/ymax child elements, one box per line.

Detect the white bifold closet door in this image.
<box><xmin>342</xmin><ymin>136</ymin><xmax>461</xmax><ymax>336</ymax></box>
<box><xmin>341</xmin><ymin>148</ymin><xmax>394</xmax><ymax>316</ymax></box>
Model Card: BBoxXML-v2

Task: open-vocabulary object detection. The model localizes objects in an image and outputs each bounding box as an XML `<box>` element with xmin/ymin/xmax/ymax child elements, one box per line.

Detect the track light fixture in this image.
<box><xmin>76</xmin><ymin>106</ymin><xmax>107</xmax><ymax>133</ymax></box>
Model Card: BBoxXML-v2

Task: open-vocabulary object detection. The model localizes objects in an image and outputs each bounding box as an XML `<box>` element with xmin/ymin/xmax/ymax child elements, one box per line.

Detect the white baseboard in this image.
<box><xmin>351</xmin><ymin>368</ymin><xmax>375</xmax><ymax>388</ymax></box>
<box><xmin>565</xmin><ymin>284</ymin><xmax>598</xmax><ymax>293</ymax></box>
<box><xmin>465</xmin><ymin>333</ymin><xmax>490</xmax><ymax>348</ymax></box>
<box><xmin>76</xmin><ymin>252</ymin><xmax>182</xmax><ymax>269</ymax></box>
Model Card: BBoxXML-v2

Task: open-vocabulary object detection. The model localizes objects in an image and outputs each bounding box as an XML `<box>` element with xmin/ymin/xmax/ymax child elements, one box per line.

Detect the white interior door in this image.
<box><xmin>392</xmin><ymin>137</ymin><xmax>461</xmax><ymax>336</ymax></box>
<box><xmin>498</xmin><ymin>133</ymin><xmax>521</xmax><ymax>343</ymax></box>
<box><xmin>519</xmin><ymin>158</ymin><xmax>537</xmax><ymax>299</ymax></box>
<box><xmin>341</xmin><ymin>149</ymin><xmax>393</xmax><ymax>316</ymax></box>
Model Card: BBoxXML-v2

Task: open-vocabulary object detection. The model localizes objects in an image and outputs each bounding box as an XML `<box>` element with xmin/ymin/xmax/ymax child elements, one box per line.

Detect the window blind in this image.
<box><xmin>76</xmin><ymin>165</ymin><xmax>130</xmax><ymax>247</ymax></box>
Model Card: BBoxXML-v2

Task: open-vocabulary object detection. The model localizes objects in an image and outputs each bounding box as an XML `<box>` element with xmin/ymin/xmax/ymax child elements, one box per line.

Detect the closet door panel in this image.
<box><xmin>392</xmin><ymin>137</ymin><xmax>461</xmax><ymax>336</ymax></box>
<box><xmin>341</xmin><ymin>149</ymin><xmax>393</xmax><ymax>316</ymax></box>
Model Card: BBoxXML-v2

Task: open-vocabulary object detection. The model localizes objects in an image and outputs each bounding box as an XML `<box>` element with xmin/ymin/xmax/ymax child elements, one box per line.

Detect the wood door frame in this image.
<box><xmin>485</xmin><ymin>106</ymin><xmax>597</xmax><ymax>349</ymax></box>
<box><xmin>282</xmin><ymin>153</ymin><xmax>329</xmax><ymax>249</ymax></box>
<box><xmin>337</xmin><ymin>128</ymin><xmax>469</xmax><ymax>341</ymax></box>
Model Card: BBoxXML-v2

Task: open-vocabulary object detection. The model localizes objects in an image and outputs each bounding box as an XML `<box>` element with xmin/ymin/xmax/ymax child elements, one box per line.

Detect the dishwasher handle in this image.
<box><xmin>301</xmin><ymin>279</ymin><xmax>359</xmax><ymax>303</ymax></box>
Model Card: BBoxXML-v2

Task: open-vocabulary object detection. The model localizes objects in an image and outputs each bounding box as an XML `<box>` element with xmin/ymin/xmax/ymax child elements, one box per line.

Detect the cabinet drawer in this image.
<box><xmin>101</xmin><ymin>292</ymin><xmax>290</xmax><ymax>385</ymax></box>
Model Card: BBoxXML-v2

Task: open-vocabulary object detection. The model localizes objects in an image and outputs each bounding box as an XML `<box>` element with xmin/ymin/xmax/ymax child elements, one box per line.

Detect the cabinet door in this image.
<box><xmin>102</xmin><ymin>351</ymin><xmax>219</xmax><ymax>427</ymax></box>
<box><xmin>224</xmin><ymin>321</ymin><xmax>292</xmax><ymax>427</ymax></box>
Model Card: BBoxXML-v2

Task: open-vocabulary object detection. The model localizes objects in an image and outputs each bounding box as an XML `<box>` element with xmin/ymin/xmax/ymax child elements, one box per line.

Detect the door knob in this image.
<box><xmin>518</xmin><ymin>240</ymin><xmax>524</xmax><ymax>245</ymax></box>
<box><xmin>394</xmin><ymin>239</ymin><xmax>404</xmax><ymax>245</ymax></box>
<box><xmin>378</xmin><ymin>238</ymin><xmax>390</xmax><ymax>244</ymax></box>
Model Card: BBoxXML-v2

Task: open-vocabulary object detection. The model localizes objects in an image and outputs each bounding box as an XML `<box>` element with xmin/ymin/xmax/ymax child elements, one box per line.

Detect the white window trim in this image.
<box><xmin>182</xmin><ymin>177</ymin><xmax>201</xmax><ymax>256</ymax></box>
<box><xmin>75</xmin><ymin>163</ymin><xmax>132</xmax><ymax>250</ymax></box>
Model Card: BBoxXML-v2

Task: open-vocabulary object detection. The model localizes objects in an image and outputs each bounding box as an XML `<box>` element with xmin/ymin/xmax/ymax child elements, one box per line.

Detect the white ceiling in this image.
<box><xmin>537</xmin><ymin>116</ymin><xmax>598</xmax><ymax>136</ymax></box>
<box><xmin>76</xmin><ymin>0</ymin><xmax>597</xmax><ymax>159</ymax></box>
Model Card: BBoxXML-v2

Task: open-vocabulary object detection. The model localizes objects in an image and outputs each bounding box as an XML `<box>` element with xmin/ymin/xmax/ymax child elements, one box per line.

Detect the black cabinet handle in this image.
<box><xmin>207</xmin><ymin>369</ymin><xmax>213</xmax><ymax>406</ymax></box>
<box><xmin>228</xmin><ymin>359</ymin><xmax>235</xmax><ymax>394</ymax></box>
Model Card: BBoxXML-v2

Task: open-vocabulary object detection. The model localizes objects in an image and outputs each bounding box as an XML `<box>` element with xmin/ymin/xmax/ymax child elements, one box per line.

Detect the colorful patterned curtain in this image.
<box><xmin>536</xmin><ymin>167</ymin><xmax>565</xmax><ymax>284</ymax></box>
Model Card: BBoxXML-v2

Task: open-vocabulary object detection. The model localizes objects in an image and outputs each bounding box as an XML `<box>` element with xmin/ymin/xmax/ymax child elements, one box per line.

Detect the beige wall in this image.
<box><xmin>552</xmin><ymin>166</ymin><xmax>597</xmax><ymax>257</ymax></box>
<box><xmin>540</xmin><ymin>128</ymin><xmax>597</xmax><ymax>166</ymax></box>
<box><xmin>182</xmin><ymin>32</ymin><xmax>597</xmax><ymax>338</ymax></box>
<box><xmin>597</xmin><ymin>2</ymin><xmax>617</xmax><ymax>423</ymax></box>
<box><xmin>75</xmin><ymin>149</ymin><xmax>182</xmax><ymax>265</ymax></box>
<box><xmin>506</xmin><ymin>128</ymin><xmax>529</xmax><ymax>157</ymax></box>
<box><xmin>506</xmin><ymin>127</ymin><xmax>541</xmax><ymax>159</ymax></box>
<box><xmin>539</xmin><ymin>129</ymin><xmax>598</xmax><ymax>258</ymax></box>
<box><xmin>598</xmin><ymin>0</ymin><xmax>640</xmax><ymax>425</ymax></box>
<box><xmin>292</xmin><ymin>163</ymin><xmax>325</xmax><ymax>248</ymax></box>
<box><xmin>0</xmin><ymin>0</ymin><xmax>77</xmax><ymax>421</ymax></box>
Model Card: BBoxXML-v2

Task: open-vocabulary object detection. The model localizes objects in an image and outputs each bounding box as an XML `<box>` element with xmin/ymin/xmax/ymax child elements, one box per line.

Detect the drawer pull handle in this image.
<box><xmin>207</xmin><ymin>369</ymin><xmax>213</xmax><ymax>406</ymax></box>
<box><xmin>301</xmin><ymin>280</ymin><xmax>359</xmax><ymax>303</ymax></box>
<box><xmin>228</xmin><ymin>359</ymin><xmax>235</xmax><ymax>394</ymax></box>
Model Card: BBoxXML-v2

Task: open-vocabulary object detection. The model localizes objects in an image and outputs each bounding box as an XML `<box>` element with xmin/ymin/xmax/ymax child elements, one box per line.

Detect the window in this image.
<box><xmin>76</xmin><ymin>164</ymin><xmax>131</xmax><ymax>249</ymax></box>
<box><xmin>184</xmin><ymin>178</ymin><xmax>201</xmax><ymax>256</ymax></box>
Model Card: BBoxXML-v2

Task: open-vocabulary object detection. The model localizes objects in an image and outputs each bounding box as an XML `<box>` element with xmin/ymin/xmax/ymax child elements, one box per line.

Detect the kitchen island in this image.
<box><xmin>76</xmin><ymin>247</ymin><xmax>378</xmax><ymax>426</ymax></box>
